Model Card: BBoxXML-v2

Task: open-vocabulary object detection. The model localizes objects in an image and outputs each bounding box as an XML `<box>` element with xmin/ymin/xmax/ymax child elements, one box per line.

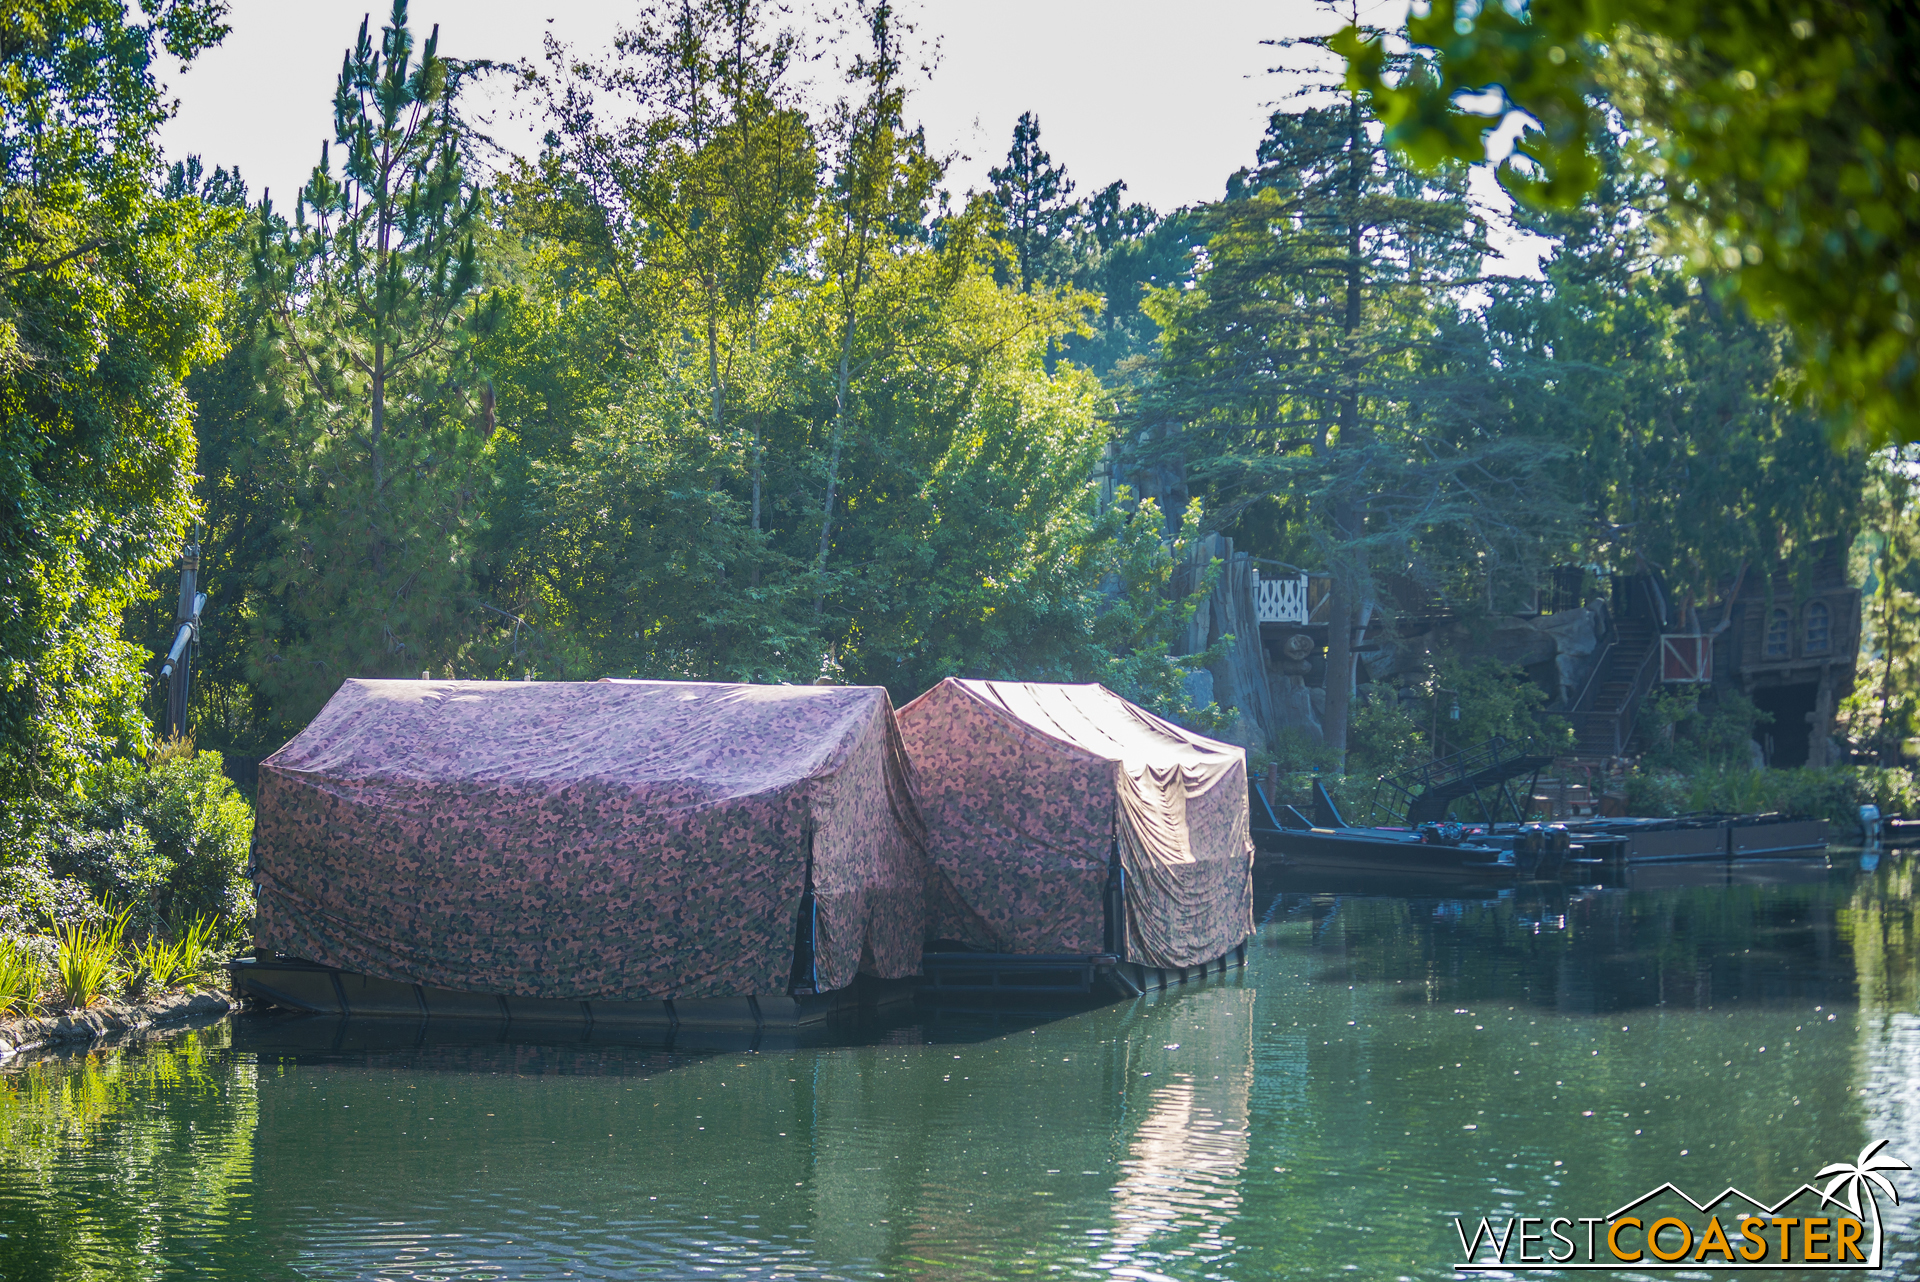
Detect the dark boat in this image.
<box><xmin>1251</xmin><ymin>736</ymin><xmax>1828</xmax><ymax>883</ymax></box>
<box><xmin>1252</xmin><ymin>779</ymin><xmax>1519</xmax><ymax>878</ymax></box>
<box><xmin>1560</xmin><ymin>813</ymin><xmax>1828</xmax><ymax>861</ymax></box>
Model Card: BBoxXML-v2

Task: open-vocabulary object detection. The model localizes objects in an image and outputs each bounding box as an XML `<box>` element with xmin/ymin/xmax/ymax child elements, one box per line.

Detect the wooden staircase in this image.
<box><xmin>1568</xmin><ymin>582</ymin><xmax>1664</xmax><ymax>761</ymax></box>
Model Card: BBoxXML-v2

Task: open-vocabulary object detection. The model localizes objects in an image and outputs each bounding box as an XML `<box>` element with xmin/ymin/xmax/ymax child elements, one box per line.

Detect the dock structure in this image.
<box><xmin>228</xmin><ymin>956</ymin><xmax>915</xmax><ymax>1028</ymax></box>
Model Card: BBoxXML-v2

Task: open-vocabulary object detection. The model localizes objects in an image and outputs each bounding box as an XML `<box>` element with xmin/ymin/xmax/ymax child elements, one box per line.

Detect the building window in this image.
<box><xmin>1805</xmin><ymin>600</ymin><xmax>1831</xmax><ymax>655</ymax></box>
<box><xmin>1765</xmin><ymin>607</ymin><xmax>1791</xmax><ymax>659</ymax></box>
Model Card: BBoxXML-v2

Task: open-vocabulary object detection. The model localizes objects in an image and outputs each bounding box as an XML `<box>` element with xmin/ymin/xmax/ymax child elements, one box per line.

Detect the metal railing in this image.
<box><xmin>1606</xmin><ymin>639</ymin><xmax>1662</xmax><ymax>757</ymax></box>
<box><xmin>1372</xmin><ymin>736</ymin><xmax>1554</xmax><ymax>826</ymax></box>
<box><xmin>1567</xmin><ymin>633</ymin><xmax>1617</xmax><ymax>719</ymax></box>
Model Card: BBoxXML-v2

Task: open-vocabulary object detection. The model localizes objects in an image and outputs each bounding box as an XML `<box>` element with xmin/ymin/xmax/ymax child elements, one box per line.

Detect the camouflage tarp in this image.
<box><xmin>253</xmin><ymin>679</ymin><xmax>932</xmax><ymax>1001</ymax></box>
<box><xmin>897</xmin><ymin>679</ymin><xmax>1254</xmax><ymax>969</ymax></box>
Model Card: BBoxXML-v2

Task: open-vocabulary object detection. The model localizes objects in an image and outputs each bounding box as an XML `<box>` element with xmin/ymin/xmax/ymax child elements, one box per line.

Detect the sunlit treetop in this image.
<box><xmin>1335</xmin><ymin>0</ymin><xmax>1920</xmax><ymax>450</ymax></box>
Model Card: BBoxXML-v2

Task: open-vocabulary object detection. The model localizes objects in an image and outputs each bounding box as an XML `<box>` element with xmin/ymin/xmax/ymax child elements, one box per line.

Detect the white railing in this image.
<box><xmin>1253</xmin><ymin>571</ymin><xmax>1309</xmax><ymax>624</ymax></box>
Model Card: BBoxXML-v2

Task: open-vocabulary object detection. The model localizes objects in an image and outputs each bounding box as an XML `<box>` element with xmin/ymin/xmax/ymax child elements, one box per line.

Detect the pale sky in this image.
<box><xmin>157</xmin><ymin>0</ymin><xmax>1545</xmax><ymax>271</ymax></box>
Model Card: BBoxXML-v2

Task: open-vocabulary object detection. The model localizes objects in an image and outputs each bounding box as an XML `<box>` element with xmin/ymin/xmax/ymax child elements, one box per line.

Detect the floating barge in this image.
<box><xmin>898</xmin><ymin>679</ymin><xmax>1256</xmax><ymax>993</ymax></box>
<box><xmin>234</xmin><ymin>677</ymin><xmax>1257</xmax><ymax>1028</ymax></box>
<box><xmin>916</xmin><ymin>944</ymin><xmax>1250</xmax><ymax>1000</ymax></box>
<box><xmin>237</xmin><ymin>678</ymin><xmax>939</xmax><ymax>1029</ymax></box>
<box><xmin>228</xmin><ymin>956</ymin><xmax>908</xmax><ymax>1029</ymax></box>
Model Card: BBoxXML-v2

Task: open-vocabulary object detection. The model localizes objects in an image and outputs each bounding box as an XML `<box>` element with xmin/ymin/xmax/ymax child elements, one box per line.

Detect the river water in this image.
<box><xmin>3</xmin><ymin>856</ymin><xmax>1918</xmax><ymax>1280</ymax></box>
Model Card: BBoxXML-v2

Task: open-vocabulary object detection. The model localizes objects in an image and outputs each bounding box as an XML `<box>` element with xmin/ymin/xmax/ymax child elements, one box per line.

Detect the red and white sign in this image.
<box><xmin>1660</xmin><ymin>634</ymin><xmax>1713</xmax><ymax>683</ymax></box>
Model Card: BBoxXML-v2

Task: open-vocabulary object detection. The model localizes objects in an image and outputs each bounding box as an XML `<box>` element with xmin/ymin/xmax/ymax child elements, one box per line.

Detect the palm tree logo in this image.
<box><xmin>1817</xmin><ymin>1139</ymin><xmax>1911</xmax><ymax>1268</ymax></box>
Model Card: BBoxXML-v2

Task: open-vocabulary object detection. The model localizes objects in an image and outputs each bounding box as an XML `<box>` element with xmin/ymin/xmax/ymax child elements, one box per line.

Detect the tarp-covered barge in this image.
<box><xmin>897</xmin><ymin>679</ymin><xmax>1255</xmax><ymax>995</ymax></box>
<box><xmin>232</xmin><ymin>678</ymin><xmax>936</xmax><ymax>1028</ymax></box>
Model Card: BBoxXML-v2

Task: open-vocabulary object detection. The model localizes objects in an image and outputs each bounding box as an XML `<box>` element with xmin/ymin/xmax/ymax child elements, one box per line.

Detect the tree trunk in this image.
<box><xmin>370</xmin><ymin>339</ymin><xmax>386</xmax><ymax>495</ymax></box>
<box><xmin>749</xmin><ymin>426</ymin><xmax>764</xmax><ymax>588</ymax></box>
<box><xmin>812</xmin><ymin>319</ymin><xmax>856</xmax><ymax>615</ymax></box>
<box><xmin>1322</xmin><ymin>92</ymin><xmax>1369</xmax><ymax>771</ymax></box>
<box><xmin>1177</xmin><ymin>532</ymin><xmax>1214</xmax><ymax>657</ymax></box>
<box><xmin>1881</xmin><ymin>550</ymin><xmax>1897</xmax><ymax>761</ymax></box>
<box><xmin>1322</xmin><ymin>535</ymin><xmax>1355</xmax><ymax>766</ymax></box>
<box><xmin>707</xmin><ymin>306</ymin><xmax>725</xmax><ymax>440</ymax></box>
<box><xmin>1208</xmin><ymin>544</ymin><xmax>1279</xmax><ymax>748</ymax></box>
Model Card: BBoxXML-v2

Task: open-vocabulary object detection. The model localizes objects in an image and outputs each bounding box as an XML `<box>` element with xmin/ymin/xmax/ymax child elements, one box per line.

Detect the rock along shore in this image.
<box><xmin>0</xmin><ymin>988</ymin><xmax>242</xmax><ymax>1061</ymax></box>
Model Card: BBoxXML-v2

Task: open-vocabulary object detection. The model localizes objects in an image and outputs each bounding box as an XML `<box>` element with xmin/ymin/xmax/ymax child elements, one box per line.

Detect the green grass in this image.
<box><xmin>0</xmin><ymin>939</ymin><xmax>39</xmax><ymax>1016</ymax></box>
<box><xmin>51</xmin><ymin>902</ymin><xmax>132</xmax><ymax>1010</ymax></box>
<box><xmin>131</xmin><ymin>935</ymin><xmax>184</xmax><ymax>993</ymax></box>
<box><xmin>127</xmin><ymin>914</ymin><xmax>221</xmax><ymax>997</ymax></box>
<box><xmin>171</xmin><ymin>914</ymin><xmax>218</xmax><ymax>986</ymax></box>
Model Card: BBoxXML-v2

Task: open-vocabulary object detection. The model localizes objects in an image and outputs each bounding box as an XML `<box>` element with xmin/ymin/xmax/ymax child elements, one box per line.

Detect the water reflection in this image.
<box><xmin>0</xmin><ymin>856</ymin><xmax>1916</xmax><ymax>1279</ymax></box>
<box><xmin>1264</xmin><ymin>857</ymin><xmax>1860</xmax><ymax>1014</ymax></box>
<box><xmin>1101</xmin><ymin>986</ymin><xmax>1251</xmax><ymax>1277</ymax></box>
<box><xmin>0</xmin><ymin>1024</ymin><xmax>256</xmax><ymax>1281</ymax></box>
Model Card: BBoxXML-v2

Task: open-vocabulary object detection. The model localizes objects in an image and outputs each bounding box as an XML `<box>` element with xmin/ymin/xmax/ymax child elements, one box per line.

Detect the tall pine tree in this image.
<box><xmin>988</xmin><ymin>111</ymin><xmax>1077</xmax><ymax>292</ymax></box>
<box><xmin>248</xmin><ymin>0</ymin><xmax>493</xmax><ymax>718</ymax></box>
<box><xmin>1142</xmin><ymin>7</ymin><xmax>1555</xmax><ymax>761</ymax></box>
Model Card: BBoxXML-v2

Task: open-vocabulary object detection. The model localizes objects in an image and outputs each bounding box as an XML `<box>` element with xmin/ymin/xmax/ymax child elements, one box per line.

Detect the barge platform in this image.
<box><xmin>228</xmin><ymin>956</ymin><xmax>912</xmax><ymax>1030</ymax></box>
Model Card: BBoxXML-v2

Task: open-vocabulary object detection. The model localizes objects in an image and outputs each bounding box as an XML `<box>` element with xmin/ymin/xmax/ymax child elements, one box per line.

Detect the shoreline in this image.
<box><xmin>0</xmin><ymin>988</ymin><xmax>246</xmax><ymax>1061</ymax></box>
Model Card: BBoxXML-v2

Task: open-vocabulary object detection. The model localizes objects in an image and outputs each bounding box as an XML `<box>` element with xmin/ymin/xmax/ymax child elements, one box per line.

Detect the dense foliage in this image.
<box><xmin>1338</xmin><ymin>0</ymin><xmax>1920</xmax><ymax>449</ymax></box>
<box><xmin>245</xmin><ymin>7</ymin><xmax>494</xmax><ymax>724</ymax></box>
<box><xmin>163</xmin><ymin>0</ymin><xmax>1219</xmax><ymax>753</ymax></box>
<box><xmin>0</xmin><ymin>0</ymin><xmax>1903</xmax><ymax>925</ymax></box>
<box><xmin>0</xmin><ymin>0</ymin><xmax>232</xmax><ymax>801</ymax></box>
<box><xmin>0</xmin><ymin>741</ymin><xmax>252</xmax><ymax>941</ymax></box>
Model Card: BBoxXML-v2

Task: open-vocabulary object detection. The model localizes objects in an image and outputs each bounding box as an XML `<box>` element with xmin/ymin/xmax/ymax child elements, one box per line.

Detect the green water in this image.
<box><xmin>4</xmin><ymin>856</ymin><xmax>1918</xmax><ymax>1280</ymax></box>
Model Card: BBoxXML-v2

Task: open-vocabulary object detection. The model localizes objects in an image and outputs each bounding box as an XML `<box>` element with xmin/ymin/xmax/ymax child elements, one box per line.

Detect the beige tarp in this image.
<box><xmin>897</xmin><ymin>678</ymin><xmax>1254</xmax><ymax>968</ymax></box>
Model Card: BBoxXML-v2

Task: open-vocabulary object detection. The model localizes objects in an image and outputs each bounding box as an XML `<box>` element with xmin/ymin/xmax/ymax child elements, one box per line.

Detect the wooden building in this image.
<box><xmin>1707</xmin><ymin>545</ymin><xmax>1862</xmax><ymax>767</ymax></box>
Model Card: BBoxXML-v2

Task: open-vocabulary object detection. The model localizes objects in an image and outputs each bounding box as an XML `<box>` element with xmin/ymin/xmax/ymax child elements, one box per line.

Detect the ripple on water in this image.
<box><xmin>3</xmin><ymin>864</ymin><xmax>1919</xmax><ymax>1279</ymax></box>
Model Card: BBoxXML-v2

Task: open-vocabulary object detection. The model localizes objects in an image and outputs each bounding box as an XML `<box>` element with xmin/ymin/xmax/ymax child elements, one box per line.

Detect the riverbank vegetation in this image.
<box><xmin>0</xmin><ymin>737</ymin><xmax>249</xmax><ymax>1018</ymax></box>
<box><xmin>1</xmin><ymin>0</ymin><xmax>1914</xmax><ymax>940</ymax></box>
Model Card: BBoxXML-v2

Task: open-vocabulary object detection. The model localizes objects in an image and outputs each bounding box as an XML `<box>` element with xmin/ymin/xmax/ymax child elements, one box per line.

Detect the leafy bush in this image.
<box><xmin>0</xmin><ymin>747</ymin><xmax>253</xmax><ymax>1005</ymax></box>
<box><xmin>1638</xmin><ymin>688</ymin><xmax>1768</xmax><ymax>771</ymax></box>
<box><xmin>69</xmin><ymin>748</ymin><xmax>254</xmax><ymax>927</ymax></box>
<box><xmin>1623</xmin><ymin>769</ymin><xmax>1692</xmax><ymax>817</ymax></box>
<box><xmin>0</xmin><ymin>860</ymin><xmax>95</xmax><ymax>937</ymax></box>
<box><xmin>1346</xmin><ymin>693</ymin><xmax>1429</xmax><ymax>781</ymax></box>
<box><xmin>41</xmin><ymin>822</ymin><xmax>170</xmax><ymax>930</ymax></box>
<box><xmin>1618</xmin><ymin>764</ymin><xmax>1920</xmax><ymax>835</ymax></box>
<box><xmin>1268</xmin><ymin>725</ymin><xmax>1343</xmax><ymax>776</ymax></box>
<box><xmin>1434</xmin><ymin>655</ymin><xmax>1569</xmax><ymax>754</ymax></box>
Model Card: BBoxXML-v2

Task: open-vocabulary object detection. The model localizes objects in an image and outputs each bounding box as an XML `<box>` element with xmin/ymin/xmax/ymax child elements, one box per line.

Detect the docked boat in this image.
<box><xmin>1560</xmin><ymin>813</ymin><xmax>1828</xmax><ymax>862</ymax></box>
<box><xmin>1252</xmin><ymin>780</ymin><xmax>1520</xmax><ymax>878</ymax></box>
<box><xmin>1251</xmin><ymin>732</ymin><xmax>1830</xmax><ymax>882</ymax></box>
